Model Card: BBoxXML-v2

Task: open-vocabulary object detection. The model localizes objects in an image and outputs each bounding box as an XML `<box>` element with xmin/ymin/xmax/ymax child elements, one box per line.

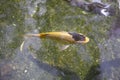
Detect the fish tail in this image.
<box><xmin>39</xmin><ymin>33</ymin><xmax>48</xmax><ymax>38</ymax></box>
<box><xmin>25</xmin><ymin>33</ymin><xmax>47</xmax><ymax>38</ymax></box>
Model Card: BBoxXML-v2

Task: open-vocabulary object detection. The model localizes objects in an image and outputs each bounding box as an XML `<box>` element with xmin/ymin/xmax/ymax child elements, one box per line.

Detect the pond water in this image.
<box><xmin>0</xmin><ymin>0</ymin><xmax>120</xmax><ymax>80</ymax></box>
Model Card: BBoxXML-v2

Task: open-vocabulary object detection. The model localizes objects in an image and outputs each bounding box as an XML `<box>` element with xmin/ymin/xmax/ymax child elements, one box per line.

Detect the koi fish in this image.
<box><xmin>25</xmin><ymin>31</ymin><xmax>89</xmax><ymax>44</ymax></box>
<box><xmin>20</xmin><ymin>31</ymin><xmax>89</xmax><ymax>51</ymax></box>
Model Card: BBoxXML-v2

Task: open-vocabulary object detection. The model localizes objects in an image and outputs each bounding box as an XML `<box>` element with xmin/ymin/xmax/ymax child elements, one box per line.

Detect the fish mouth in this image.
<box><xmin>84</xmin><ymin>37</ymin><xmax>89</xmax><ymax>43</ymax></box>
<box><xmin>76</xmin><ymin>37</ymin><xmax>89</xmax><ymax>44</ymax></box>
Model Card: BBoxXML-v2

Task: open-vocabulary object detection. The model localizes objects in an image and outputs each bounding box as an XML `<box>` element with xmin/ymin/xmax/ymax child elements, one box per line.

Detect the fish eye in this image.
<box><xmin>68</xmin><ymin>32</ymin><xmax>85</xmax><ymax>41</ymax></box>
<box><xmin>77</xmin><ymin>34</ymin><xmax>86</xmax><ymax>41</ymax></box>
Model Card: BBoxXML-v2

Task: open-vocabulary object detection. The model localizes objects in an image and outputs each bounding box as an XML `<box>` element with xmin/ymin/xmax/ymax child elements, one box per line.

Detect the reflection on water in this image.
<box><xmin>0</xmin><ymin>0</ymin><xmax>120</xmax><ymax>80</ymax></box>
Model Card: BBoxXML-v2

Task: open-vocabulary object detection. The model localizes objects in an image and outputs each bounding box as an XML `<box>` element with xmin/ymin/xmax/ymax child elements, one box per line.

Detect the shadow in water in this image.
<box><xmin>109</xmin><ymin>10</ymin><xmax>120</xmax><ymax>38</ymax></box>
<box><xmin>28</xmin><ymin>54</ymin><xmax>81</xmax><ymax>80</ymax></box>
<box><xmin>98</xmin><ymin>10</ymin><xmax>120</xmax><ymax>80</ymax></box>
<box><xmin>0</xmin><ymin>59</ymin><xmax>17</xmax><ymax>80</ymax></box>
<box><xmin>100</xmin><ymin>58</ymin><xmax>120</xmax><ymax>72</ymax></box>
<box><xmin>55</xmin><ymin>67</ymin><xmax>80</xmax><ymax>80</ymax></box>
<box><xmin>84</xmin><ymin>65</ymin><xmax>100</xmax><ymax>80</ymax></box>
<box><xmin>0</xmin><ymin>52</ymin><xmax>80</xmax><ymax>80</ymax></box>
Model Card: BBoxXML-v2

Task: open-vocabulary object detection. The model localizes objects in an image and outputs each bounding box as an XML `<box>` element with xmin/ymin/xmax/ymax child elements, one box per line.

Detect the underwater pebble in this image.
<box><xmin>117</xmin><ymin>38</ymin><xmax>120</xmax><ymax>42</ymax></box>
<box><xmin>24</xmin><ymin>69</ymin><xmax>28</xmax><ymax>73</ymax></box>
<box><xmin>13</xmin><ymin>23</ymin><xmax>16</xmax><ymax>26</ymax></box>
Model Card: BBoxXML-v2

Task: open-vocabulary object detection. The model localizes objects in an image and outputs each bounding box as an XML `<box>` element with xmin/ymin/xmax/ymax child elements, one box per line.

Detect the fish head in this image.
<box><xmin>76</xmin><ymin>36</ymin><xmax>89</xmax><ymax>44</ymax></box>
<box><xmin>68</xmin><ymin>32</ymin><xmax>89</xmax><ymax>44</ymax></box>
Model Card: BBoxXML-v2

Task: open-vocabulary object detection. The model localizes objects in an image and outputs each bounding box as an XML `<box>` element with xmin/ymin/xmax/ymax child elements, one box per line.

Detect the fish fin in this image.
<box><xmin>20</xmin><ymin>41</ymin><xmax>25</xmax><ymax>52</ymax></box>
<box><xmin>59</xmin><ymin>45</ymin><xmax>70</xmax><ymax>51</ymax></box>
<box><xmin>25</xmin><ymin>34</ymin><xmax>41</xmax><ymax>37</ymax></box>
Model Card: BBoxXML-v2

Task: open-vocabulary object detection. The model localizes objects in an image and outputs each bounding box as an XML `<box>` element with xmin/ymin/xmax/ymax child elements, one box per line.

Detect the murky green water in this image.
<box><xmin>0</xmin><ymin>0</ymin><xmax>120</xmax><ymax>80</ymax></box>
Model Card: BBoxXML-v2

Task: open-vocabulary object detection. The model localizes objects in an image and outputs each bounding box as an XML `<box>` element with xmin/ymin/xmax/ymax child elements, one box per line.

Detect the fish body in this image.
<box><xmin>26</xmin><ymin>31</ymin><xmax>89</xmax><ymax>44</ymax></box>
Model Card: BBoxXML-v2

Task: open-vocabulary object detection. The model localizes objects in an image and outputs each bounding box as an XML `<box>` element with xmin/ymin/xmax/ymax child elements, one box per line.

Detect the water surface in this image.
<box><xmin>0</xmin><ymin>0</ymin><xmax>120</xmax><ymax>80</ymax></box>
